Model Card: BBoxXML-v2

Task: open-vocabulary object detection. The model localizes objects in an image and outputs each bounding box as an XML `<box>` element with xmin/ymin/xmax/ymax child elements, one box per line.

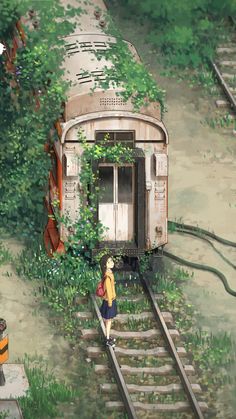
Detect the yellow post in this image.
<box><xmin>0</xmin><ymin>318</ymin><xmax>8</xmax><ymax>386</ymax></box>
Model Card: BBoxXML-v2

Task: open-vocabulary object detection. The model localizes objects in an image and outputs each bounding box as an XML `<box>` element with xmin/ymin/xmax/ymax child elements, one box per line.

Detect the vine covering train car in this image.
<box><xmin>43</xmin><ymin>0</ymin><xmax>169</xmax><ymax>258</ymax></box>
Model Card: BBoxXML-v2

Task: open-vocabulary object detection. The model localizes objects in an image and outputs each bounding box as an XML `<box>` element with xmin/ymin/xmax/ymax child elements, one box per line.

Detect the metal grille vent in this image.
<box><xmin>76</xmin><ymin>70</ymin><xmax>106</xmax><ymax>84</ymax></box>
<box><xmin>65</xmin><ymin>40</ymin><xmax>110</xmax><ymax>56</ymax></box>
<box><xmin>100</xmin><ymin>97</ymin><xmax>126</xmax><ymax>106</ymax></box>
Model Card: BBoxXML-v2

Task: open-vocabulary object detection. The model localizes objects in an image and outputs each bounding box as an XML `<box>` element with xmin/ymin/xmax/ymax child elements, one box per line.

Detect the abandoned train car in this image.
<box><xmin>43</xmin><ymin>0</ymin><xmax>169</xmax><ymax>257</ymax></box>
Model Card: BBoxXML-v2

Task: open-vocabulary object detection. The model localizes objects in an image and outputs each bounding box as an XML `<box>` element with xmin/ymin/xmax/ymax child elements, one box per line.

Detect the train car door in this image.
<box><xmin>98</xmin><ymin>164</ymin><xmax>134</xmax><ymax>242</ymax></box>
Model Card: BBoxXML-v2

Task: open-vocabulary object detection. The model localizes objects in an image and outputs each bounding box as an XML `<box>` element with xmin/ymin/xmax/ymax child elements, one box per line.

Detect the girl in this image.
<box><xmin>99</xmin><ymin>254</ymin><xmax>117</xmax><ymax>347</ymax></box>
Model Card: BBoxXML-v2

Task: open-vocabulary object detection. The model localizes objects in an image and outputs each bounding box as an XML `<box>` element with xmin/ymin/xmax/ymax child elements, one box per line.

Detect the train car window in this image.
<box><xmin>99</xmin><ymin>166</ymin><xmax>114</xmax><ymax>203</ymax></box>
<box><xmin>118</xmin><ymin>166</ymin><xmax>133</xmax><ymax>203</ymax></box>
<box><xmin>95</xmin><ymin>131</ymin><xmax>134</xmax><ymax>148</ymax></box>
<box><xmin>115</xmin><ymin>132</ymin><xmax>134</xmax><ymax>148</ymax></box>
<box><xmin>96</xmin><ymin>132</ymin><xmax>114</xmax><ymax>143</ymax></box>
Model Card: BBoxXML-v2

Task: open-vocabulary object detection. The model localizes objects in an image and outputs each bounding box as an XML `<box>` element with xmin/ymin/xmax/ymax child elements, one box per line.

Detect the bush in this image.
<box><xmin>111</xmin><ymin>0</ymin><xmax>236</xmax><ymax>67</ymax></box>
<box><xmin>0</xmin><ymin>0</ymin><xmax>81</xmax><ymax>239</ymax></box>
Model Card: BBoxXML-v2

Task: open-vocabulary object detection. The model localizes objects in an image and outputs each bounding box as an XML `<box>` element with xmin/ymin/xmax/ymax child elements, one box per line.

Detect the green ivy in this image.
<box><xmin>86</xmin><ymin>11</ymin><xmax>166</xmax><ymax>114</ymax></box>
<box><xmin>56</xmin><ymin>131</ymin><xmax>134</xmax><ymax>257</ymax></box>
<box><xmin>0</xmin><ymin>0</ymin><xmax>82</xmax><ymax>238</ymax></box>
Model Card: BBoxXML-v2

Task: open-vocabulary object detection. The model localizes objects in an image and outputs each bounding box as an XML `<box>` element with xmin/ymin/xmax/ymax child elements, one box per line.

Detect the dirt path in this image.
<box><xmin>0</xmin><ymin>238</ymin><xmax>72</xmax><ymax>383</ymax></box>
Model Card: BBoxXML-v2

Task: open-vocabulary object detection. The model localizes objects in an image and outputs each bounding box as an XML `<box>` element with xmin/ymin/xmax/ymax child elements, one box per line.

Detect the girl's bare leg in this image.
<box><xmin>105</xmin><ymin>319</ymin><xmax>112</xmax><ymax>340</ymax></box>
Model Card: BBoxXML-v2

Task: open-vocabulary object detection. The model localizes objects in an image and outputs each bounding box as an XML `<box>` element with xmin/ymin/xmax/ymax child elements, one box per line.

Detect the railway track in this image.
<box><xmin>211</xmin><ymin>20</ymin><xmax>236</xmax><ymax>114</ymax></box>
<box><xmin>76</xmin><ymin>272</ymin><xmax>208</xmax><ymax>418</ymax></box>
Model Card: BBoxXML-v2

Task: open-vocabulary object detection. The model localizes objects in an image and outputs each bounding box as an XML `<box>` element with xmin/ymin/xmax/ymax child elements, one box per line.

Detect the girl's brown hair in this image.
<box><xmin>100</xmin><ymin>254</ymin><xmax>112</xmax><ymax>279</ymax></box>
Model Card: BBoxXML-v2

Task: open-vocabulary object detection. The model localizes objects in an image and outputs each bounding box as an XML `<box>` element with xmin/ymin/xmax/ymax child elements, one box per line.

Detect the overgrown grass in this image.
<box><xmin>154</xmin><ymin>266</ymin><xmax>236</xmax><ymax>405</ymax></box>
<box><xmin>204</xmin><ymin>112</ymin><xmax>234</xmax><ymax>130</ymax></box>
<box><xmin>161</xmin><ymin>65</ymin><xmax>218</xmax><ymax>95</ymax></box>
<box><xmin>16</xmin><ymin>240</ymin><xmax>100</xmax><ymax>295</ymax></box>
<box><xmin>118</xmin><ymin>299</ymin><xmax>150</xmax><ymax>314</ymax></box>
<box><xmin>185</xmin><ymin>330</ymin><xmax>236</xmax><ymax>384</ymax></box>
<box><xmin>152</xmin><ymin>268</ymin><xmax>193</xmax><ymax>302</ymax></box>
<box><xmin>15</xmin><ymin>239</ymin><xmax>102</xmax><ymax>343</ymax></box>
<box><xmin>0</xmin><ymin>241</ymin><xmax>12</xmax><ymax>265</ymax></box>
<box><xmin>18</xmin><ymin>354</ymin><xmax>78</xmax><ymax>419</ymax></box>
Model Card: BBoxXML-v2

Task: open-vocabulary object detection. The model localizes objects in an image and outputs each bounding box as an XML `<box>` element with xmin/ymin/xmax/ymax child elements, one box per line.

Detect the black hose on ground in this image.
<box><xmin>169</xmin><ymin>228</ymin><xmax>236</xmax><ymax>270</ymax></box>
<box><xmin>163</xmin><ymin>250</ymin><xmax>236</xmax><ymax>297</ymax></box>
<box><xmin>169</xmin><ymin>221</ymin><xmax>236</xmax><ymax>248</ymax></box>
<box><xmin>164</xmin><ymin>221</ymin><xmax>236</xmax><ymax>297</ymax></box>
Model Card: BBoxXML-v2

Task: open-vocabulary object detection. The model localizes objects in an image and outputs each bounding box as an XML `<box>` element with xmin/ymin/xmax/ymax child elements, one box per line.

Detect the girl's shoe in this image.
<box><xmin>106</xmin><ymin>338</ymin><xmax>115</xmax><ymax>348</ymax></box>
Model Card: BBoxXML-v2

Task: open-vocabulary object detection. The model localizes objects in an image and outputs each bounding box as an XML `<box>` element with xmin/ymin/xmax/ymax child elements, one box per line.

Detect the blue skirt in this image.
<box><xmin>100</xmin><ymin>299</ymin><xmax>117</xmax><ymax>320</ymax></box>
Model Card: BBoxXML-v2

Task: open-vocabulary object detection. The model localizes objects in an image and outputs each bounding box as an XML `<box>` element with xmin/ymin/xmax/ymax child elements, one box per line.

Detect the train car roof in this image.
<box><xmin>61</xmin><ymin>0</ymin><xmax>107</xmax><ymax>35</ymax></box>
<box><xmin>62</xmin><ymin>33</ymin><xmax>139</xmax><ymax>98</ymax></box>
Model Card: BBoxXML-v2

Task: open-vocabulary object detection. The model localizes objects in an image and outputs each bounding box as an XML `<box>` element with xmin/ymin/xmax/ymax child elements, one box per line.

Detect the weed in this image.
<box><xmin>16</xmin><ymin>241</ymin><xmax>101</xmax><ymax>296</ymax></box>
<box><xmin>186</xmin><ymin>330</ymin><xmax>236</xmax><ymax>370</ymax></box>
<box><xmin>172</xmin><ymin>267</ymin><xmax>193</xmax><ymax>281</ymax></box>
<box><xmin>190</xmin><ymin>67</ymin><xmax>218</xmax><ymax>94</ymax></box>
<box><xmin>204</xmin><ymin>113</ymin><xmax>234</xmax><ymax>130</ymax></box>
<box><xmin>118</xmin><ymin>299</ymin><xmax>150</xmax><ymax>314</ymax></box>
<box><xmin>139</xmin><ymin>252</ymin><xmax>152</xmax><ymax>273</ymax></box>
<box><xmin>18</xmin><ymin>354</ymin><xmax>78</xmax><ymax>419</ymax></box>
<box><xmin>0</xmin><ymin>242</ymin><xmax>12</xmax><ymax>265</ymax></box>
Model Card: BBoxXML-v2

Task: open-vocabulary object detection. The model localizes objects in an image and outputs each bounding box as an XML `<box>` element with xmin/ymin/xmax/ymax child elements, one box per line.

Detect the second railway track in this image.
<box><xmin>211</xmin><ymin>19</ymin><xmax>236</xmax><ymax>114</ymax></box>
<box><xmin>76</xmin><ymin>270</ymin><xmax>209</xmax><ymax>419</ymax></box>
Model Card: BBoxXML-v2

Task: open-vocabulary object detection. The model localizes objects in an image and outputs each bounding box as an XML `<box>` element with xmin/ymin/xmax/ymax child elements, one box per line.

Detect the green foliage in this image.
<box><xmin>0</xmin><ymin>0</ymin><xmax>19</xmax><ymax>40</ymax></box>
<box><xmin>139</xmin><ymin>252</ymin><xmax>152</xmax><ymax>273</ymax></box>
<box><xmin>185</xmin><ymin>329</ymin><xmax>236</xmax><ymax>388</ymax></box>
<box><xmin>18</xmin><ymin>354</ymin><xmax>77</xmax><ymax>419</ymax></box>
<box><xmin>87</xmin><ymin>12</ymin><xmax>166</xmax><ymax>113</ymax></box>
<box><xmin>109</xmin><ymin>0</ymin><xmax>236</xmax><ymax>68</ymax></box>
<box><xmin>0</xmin><ymin>0</ymin><xmax>81</xmax><ymax>238</ymax></box>
<box><xmin>16</xmin><ymin>239</ymin><xmax>101</xmax><ymax>296</ymax></box>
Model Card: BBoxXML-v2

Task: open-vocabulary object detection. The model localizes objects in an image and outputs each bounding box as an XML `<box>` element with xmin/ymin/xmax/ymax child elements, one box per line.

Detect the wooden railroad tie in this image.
<box><xmin>80</xmin><ymin>328</ymin><xmax>180</xmax><ymax>341</ymax></box>
<box><xmin>94</xmin><ymin>364</ymin><xmax>195</xmax><ymax>376</ymax></box>
<box><xmin>94</xmin><ymin>363</ymin><xmax>195</xmax><ymax>376</ymax></box>
<box><xmin>87</xmin><ymin>346</ymin><xmax>187</xmax><ymax>358</ymax></box>
<box><xmin>76</xmin><ymin>311</ymin><xmax>174</xmax><ymax>325</ymax></box>
<box><xmin>105</xmin><ymin>400</ymin><xmax>208</xmax><ymax>413</ymax></box>
<box><xmin>100</xmin><ymin>382</ymin><xmax>202</xmax><ymax>394</ymax></box>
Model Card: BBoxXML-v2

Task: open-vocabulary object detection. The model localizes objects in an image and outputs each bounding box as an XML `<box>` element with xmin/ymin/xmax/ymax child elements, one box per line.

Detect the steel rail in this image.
<box><xmin>137</xmin><ymin>266</ymin><xmax>205</xmax><ymax>419</ymax></box>
<box><xmin>210</xmin><ymin>59</ymin><xmax>236</xmax><ymax>113</ymax></box>
<box><xmin>90</xmin><ymin>293</ymin><xmax>138</xmax><ymax>419</ymax></box>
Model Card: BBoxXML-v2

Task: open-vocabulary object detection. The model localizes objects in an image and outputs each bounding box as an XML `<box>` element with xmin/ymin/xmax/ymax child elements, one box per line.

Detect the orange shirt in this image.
<box><xmin>103</xmin><ymin>271</ymin><xmax>116</xmax><ymax>307</ymax></box>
